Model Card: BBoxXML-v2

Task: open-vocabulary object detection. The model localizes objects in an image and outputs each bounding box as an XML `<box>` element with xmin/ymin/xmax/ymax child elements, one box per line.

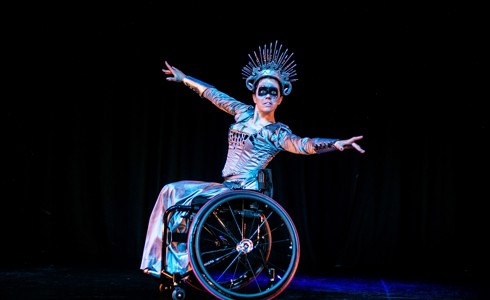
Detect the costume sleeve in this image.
<box><xmin>202</xmin><ymin>88</ymin><xmax>254</xmax><ymax>122</ymax></box>
<box><xmin>270</xmin><ymin>123</ymin><xmax>339</xmax><ymax>155</ymax></box>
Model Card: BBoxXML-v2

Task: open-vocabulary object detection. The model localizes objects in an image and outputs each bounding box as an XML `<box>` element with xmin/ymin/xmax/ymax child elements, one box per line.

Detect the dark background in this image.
<box><xmin>5</xmin><ymin>1</ymin><xmax>487</xmax><ymax>279</ymax></box>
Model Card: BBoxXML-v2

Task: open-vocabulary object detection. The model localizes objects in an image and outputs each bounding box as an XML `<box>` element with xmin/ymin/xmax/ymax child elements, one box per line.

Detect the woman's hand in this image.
<box><xmin>334</xmin><ymin>136</ymin><xmax>365</xmax><ymax>153</ymax></box>
<box><xmin>162</xmin><ymin>61</ymin><xmax>186</xmax><ymax>82</ymax></box>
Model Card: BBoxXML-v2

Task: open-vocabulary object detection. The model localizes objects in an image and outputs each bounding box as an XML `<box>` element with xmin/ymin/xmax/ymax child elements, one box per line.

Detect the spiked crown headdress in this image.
<box><xmin>241</xmin><ymin>41</ymin><xmax>298</xmax><ymax>96</ymax></box>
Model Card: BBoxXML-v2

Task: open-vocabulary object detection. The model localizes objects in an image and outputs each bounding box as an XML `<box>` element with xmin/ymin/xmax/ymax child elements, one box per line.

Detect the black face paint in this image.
<box><xmin>257</xmin><ymin>86</ymin><xmax>279</xmax><ymax>97</ymax></box>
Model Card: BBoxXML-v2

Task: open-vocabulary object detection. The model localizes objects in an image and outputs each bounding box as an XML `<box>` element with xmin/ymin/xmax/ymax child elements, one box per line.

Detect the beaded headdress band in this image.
<box><xmin>241</xmin><ymin>41</ymin><xmax>298</xmax><ymax>96</ymax></box>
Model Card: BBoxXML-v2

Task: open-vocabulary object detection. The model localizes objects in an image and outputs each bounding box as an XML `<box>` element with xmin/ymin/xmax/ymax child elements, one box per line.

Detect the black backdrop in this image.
<box><xmin>5</xmin><ymin>1</ymin><xmax>488</xmax><ymax>278</ymax></box>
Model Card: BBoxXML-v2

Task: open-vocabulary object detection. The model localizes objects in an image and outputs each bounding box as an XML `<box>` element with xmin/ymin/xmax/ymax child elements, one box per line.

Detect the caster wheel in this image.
<box><xmin>172</xmin><ymin>286</ymin><xmax>186</xmax><ymax>300</ymax></box>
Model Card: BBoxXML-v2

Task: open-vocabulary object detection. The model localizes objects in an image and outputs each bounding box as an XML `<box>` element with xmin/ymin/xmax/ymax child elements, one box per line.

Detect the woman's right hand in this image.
<box><xmin>162</xmin><ymin>61</ymin><xmax>186</xmax><ymax>82</ymax></box>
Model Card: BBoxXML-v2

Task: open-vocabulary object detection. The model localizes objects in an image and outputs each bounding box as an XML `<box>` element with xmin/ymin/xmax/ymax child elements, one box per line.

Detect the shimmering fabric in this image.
<box><xmin>140</xmin><ymin>181</ymin><xmax>229</xmax><ymax>275</ymax></box>
<box><xmin>140</xmin><ymin>87</ymin><xmax>339</xmax><ymax>276</ymax></box>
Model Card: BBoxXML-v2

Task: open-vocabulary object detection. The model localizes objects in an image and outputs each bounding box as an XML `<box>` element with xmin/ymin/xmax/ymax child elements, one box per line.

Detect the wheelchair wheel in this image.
<box><xmin>187</xmin><ymin>190</ymin><xmax>300</xmax><ymax>300</ymax></box>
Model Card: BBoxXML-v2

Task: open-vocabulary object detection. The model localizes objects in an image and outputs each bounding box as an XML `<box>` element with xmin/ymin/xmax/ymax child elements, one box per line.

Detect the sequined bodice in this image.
<box><xmin>222</xmin><ymin>122</ymin><xmax>281</xmax><ymax>178</ymax></box>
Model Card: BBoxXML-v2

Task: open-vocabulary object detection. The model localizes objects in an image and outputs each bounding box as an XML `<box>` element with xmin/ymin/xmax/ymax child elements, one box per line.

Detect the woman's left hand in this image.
<box><xmin>334</xmin><ymin>136</ymin><xmax>365</xmax><ymax>153</ymax></box>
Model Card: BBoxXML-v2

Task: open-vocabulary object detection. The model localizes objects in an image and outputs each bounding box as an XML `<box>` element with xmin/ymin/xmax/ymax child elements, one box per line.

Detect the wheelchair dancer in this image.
<box><xmin>141</xmin><ymin>41</ymin><xmax>365</xmax><ymax>278</ymax></box>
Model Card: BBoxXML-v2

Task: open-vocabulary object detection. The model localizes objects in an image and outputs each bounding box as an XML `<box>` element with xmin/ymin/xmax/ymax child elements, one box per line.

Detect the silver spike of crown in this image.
<box><xmin>242</xmin><ymin>40</ymin><xmax>298</xmax><ymax>96</ymax></box>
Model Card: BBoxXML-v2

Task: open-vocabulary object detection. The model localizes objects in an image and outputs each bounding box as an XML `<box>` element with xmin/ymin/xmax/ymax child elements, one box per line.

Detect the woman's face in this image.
<box><xmin>253</xmin><ymin>78</ymin><xmax>283</xmax><ymax>114</ymax></box>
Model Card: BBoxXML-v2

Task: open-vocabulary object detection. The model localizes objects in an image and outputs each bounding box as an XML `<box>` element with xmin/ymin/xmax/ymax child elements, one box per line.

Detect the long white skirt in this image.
<box><xmin>140</xmin><ymin>180</ymin><xmax>230</xmax><ymax>276</ymax></box>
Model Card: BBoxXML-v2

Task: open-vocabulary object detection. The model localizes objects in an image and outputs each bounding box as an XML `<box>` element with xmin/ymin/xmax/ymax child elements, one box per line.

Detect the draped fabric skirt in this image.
<box><xmin>140</xmin><ymin>169</ymin><xmax>272</xmax><ymax>277</ymax></box>
<box><xmin>140</xmin><ymin>180</ymin><xmax>229</xmax><ymax>275</ymax></box>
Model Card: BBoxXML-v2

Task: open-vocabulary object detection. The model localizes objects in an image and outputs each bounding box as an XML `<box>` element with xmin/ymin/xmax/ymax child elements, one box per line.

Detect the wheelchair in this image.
<box><xmin>156</xmin><ymin>169</ymin><xmax>300</xmax><ymax>300</ymax></box>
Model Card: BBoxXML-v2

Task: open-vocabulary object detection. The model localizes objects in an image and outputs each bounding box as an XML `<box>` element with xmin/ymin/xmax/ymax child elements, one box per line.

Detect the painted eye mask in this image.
<box><xmin>257</xmin><ymin>86</ymin><xmax>279</xmax><ymax>97</ymax></box>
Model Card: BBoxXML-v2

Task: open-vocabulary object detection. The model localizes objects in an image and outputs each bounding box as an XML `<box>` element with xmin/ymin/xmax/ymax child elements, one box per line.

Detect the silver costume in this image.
<box><xmin>140</xmin><ymin>85</ymin><xmax>339</xmax><ymax>276</ymax></box>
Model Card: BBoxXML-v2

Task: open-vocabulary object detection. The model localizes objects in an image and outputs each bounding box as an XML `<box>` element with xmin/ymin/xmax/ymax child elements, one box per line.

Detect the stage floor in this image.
<box><xmin>1</xmin><ymin>264</ymin><xmax>486</xmax><ymax>299</ymax></box>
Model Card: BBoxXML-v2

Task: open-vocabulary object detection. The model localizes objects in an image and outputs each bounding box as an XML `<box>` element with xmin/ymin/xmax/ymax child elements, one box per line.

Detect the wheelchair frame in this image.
<box><xmin>157</xmin><ymin>171</ymin><xmax>300</xmax><ymax>300</ymax></box>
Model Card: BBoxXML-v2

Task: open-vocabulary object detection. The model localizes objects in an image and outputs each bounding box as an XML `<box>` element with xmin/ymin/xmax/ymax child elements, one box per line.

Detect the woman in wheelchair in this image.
<box><xmin>141</xmin><ymin>41</ymin><xmax>365</xmax><ymax>299</ymax></box>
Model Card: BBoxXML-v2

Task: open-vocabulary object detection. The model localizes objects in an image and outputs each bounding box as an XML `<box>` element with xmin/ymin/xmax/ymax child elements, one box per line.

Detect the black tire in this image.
<box><xmin>187</xmin><ymin>190</ymin><xmax>300</xmax><ymax>300</ymax></box>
